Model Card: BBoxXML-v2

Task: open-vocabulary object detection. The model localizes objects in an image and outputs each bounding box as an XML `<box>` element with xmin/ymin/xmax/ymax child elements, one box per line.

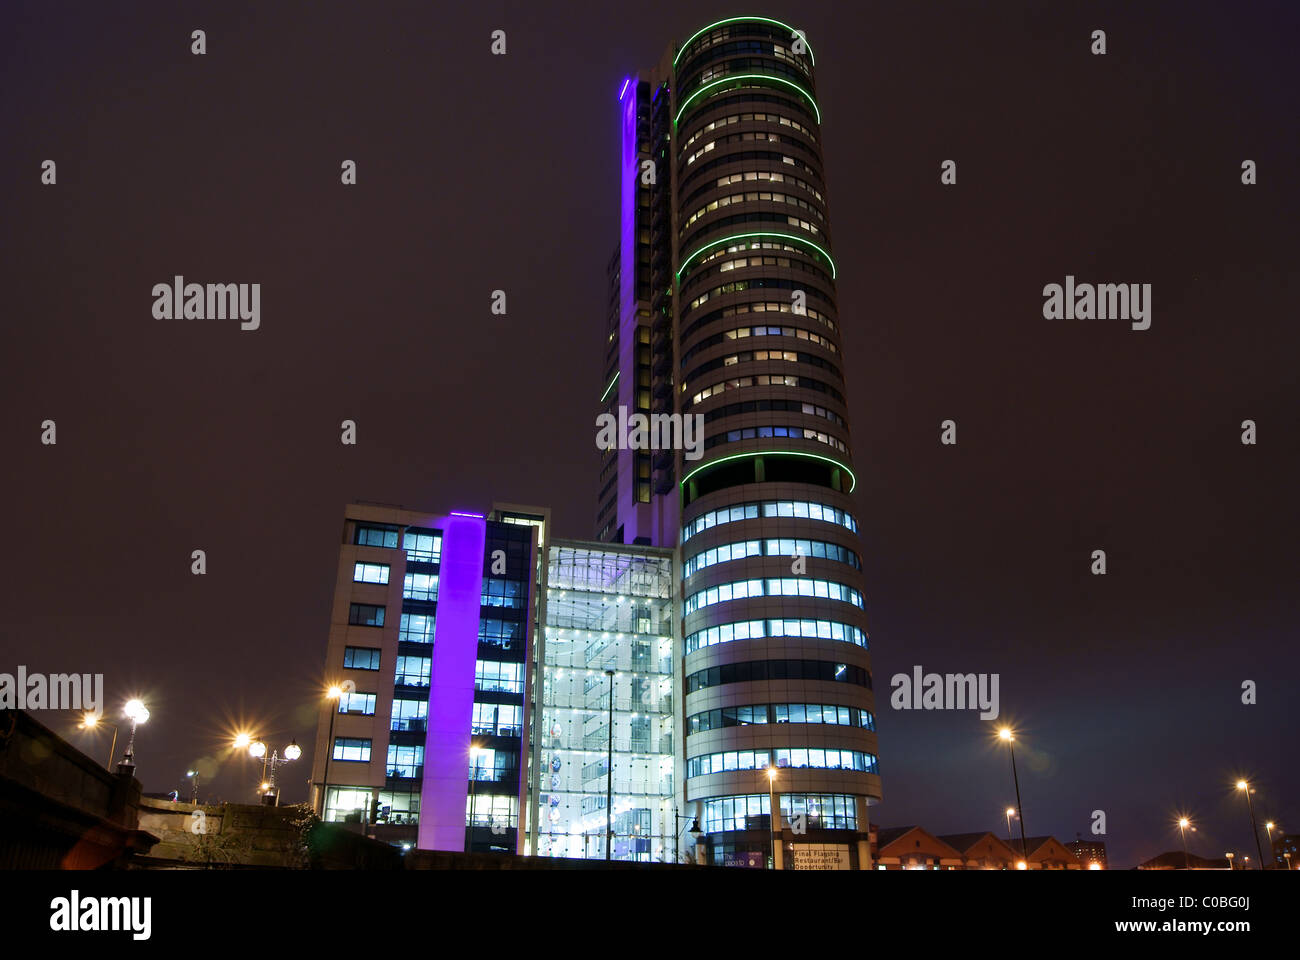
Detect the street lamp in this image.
<box><xmin>467</xmin><ymin>739</ymin><xmax>485</xmax><ymax>851</ymax></box>
<box><xmin>767</xmin><ymin>765</ymin><xmax>782</xmax><ymax>870</ymax></box>
<box><xmin>237</xmin><ymin>734</ymin><xmax>301</xmax><ymax>805</ymax></box>
<box><xmin>1236</xmin><ymin>779</ymin><xmax>1265</xmax><ymax>870</ymax></box>
<box><xmin>998</xmin><ymin>727</ymin><xmax>1028</xmax><ymax>861</ymax></box>
<box><xmin>79</xmin><ymin>712</ymin><xmax>118</xmax><ymax>768</ymax></box>
<box><xmin>604</xmin><ymin>668</ymin><xmax>615</xmax><ymax>862</ymax></box>
<box><xmin>1004</xmin><ymin>807</ymin><xmax>1017</xmax><ymax>844</ymax></box>
<box><xmin>318</xmin><ymin>684</ymin><xmax>344</xmax><ymax>817</ymax></box>
<box><xmin>117</xmin><ymin>699</ymin><xmax>150</xmax><ymax>774</ymax></box>
<box><xmin>187</xmin><ymin>769</ymin><xmax>199</xmax><ymax>804</ymax></box>
<box><xmin>1225</xmin><ymin>852</ymin><xmax>1235</xmax><ymax>871</ymax></box>
<box><xmin>1265</xmin><ymin>822</ymin><xmax>1275</xmax><ymax>868</ymax></box>
<box><xmin>1178</xmin><ymin>817</ymin><xmax>1192</xmax><ymax>870</ymax></box>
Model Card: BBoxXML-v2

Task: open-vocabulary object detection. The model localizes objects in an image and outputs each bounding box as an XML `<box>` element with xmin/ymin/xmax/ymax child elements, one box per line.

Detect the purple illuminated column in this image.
<box><xmin>417</xmin><ymin>512</ymin><xmax>487</xmax><ymax>851</ymax></box>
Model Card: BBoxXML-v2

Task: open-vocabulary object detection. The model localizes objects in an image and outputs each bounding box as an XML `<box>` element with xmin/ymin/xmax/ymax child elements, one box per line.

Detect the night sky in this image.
<box><xmin>2</xmin><ymin>1</ymin><xmax>1296</xmax><ymax>869</ymax></box>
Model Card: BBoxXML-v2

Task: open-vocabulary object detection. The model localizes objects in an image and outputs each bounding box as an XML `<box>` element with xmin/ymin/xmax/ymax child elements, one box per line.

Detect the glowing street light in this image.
<box><xmin>237</xmin><ymin>733</ymin><xmax>301</xmax><ymax>805</ymax></box>
<box><xmin>1236</xmin><ymin>779</ymin><xmax>1265</xmax><ymax>870</ymax></box>
<box><xmin>117</xmin><ymin>699</ymin><xmax>150</xmax><ymax>774</ymax></box>
<box><xmin>767</xmin><ymin>765</ymin><xmax>782</xmax><ymax>870</ymax></box>
<box><xmin>1177</xmin><ymin>816</ymin><xmax>1193</xmax><ymax>870</ymax></box>
<box><xmin>998</xmin><ymin>727</ymin><xmax>1029</xmax><ymax>861</ymax></box>
<box><xmin>1005</xmin><ymin>807</ymin><xmax>1017</xmax><ymax>844</ymax></box>
<box><xmin>79</xmin><ymin>712</ymin><xmax>119</xmax><ymax>768</ymax></box>
<box><xmin>318</xmin><ymin>684</ymin><xmax>345</xmax><ymax>817</ymax></box>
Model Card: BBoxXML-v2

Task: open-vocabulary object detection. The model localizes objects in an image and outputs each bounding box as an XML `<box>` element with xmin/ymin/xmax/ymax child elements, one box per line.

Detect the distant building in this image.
<box><xmin>875</xmin><ymin>826</ymin><xmax>964</xmax><ymax>870</ymax></box>
<box><xmin>1270</xmin><ymin>832</ymin><xmax>1298</xmax><ymax>870</ymax></box>
<box><xmin>1065</xmin><ymin>837</ymin><xmax>1108</xmax><ymax>869</ymax></box>
<box><xmin>940</xmin><ymin>832</ymin><xmax>1023</xmax><ymax>870</ymax></box>
<box><xmin>1021</xmin><ymin>836</ymin><xmax>1084</xmax><ymax>869</ymax></box>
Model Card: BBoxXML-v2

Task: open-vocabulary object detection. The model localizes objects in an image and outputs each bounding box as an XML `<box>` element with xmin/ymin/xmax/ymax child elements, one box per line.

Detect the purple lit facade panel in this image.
<box><xmin>417</xmin><ymin>512</ymin><xmax>487</xmax><ymax>851</ymax></box>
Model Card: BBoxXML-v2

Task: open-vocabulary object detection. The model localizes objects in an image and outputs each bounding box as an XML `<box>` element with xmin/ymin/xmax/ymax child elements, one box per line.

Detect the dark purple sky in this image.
<box><xmin>2</xmin><ymin>1</ymin><xmax>1296</xmax><ymax>868</ymax></box>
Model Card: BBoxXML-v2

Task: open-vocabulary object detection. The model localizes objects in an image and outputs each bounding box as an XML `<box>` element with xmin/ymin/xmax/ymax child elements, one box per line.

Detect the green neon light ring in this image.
<box><xmin>674</xmin><ymin>16</ymin><xmax>816</xmax><ymax>68</ymax></box>
<box><xmin>599</xmin><ymin>370</ymin><xmax>620</xmax><ymax>404</ymax></box>
<box><xmin>677</xmin><ymin>231</ymin><xmax>837</xmax><ymax>281</ymax></box>
<box><xmin>674</xmin><ymin>73</ymin><xmax>820</xmax><ymax>127</ymax></box>
<box><xmin>680</xmin><ymin>450</ymin><xmax>857</xmax><ymax>493</ymax></box>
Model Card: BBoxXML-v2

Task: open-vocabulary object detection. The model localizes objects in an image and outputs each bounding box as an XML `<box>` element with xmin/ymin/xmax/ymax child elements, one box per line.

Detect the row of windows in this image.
<box><xmin>683</xmin><ymin>324</ymin><xmax>837</xmax><ymax>367</ymax></box>
<box><xmin>403</xmin><ymin>572</ymin><xmax>439</xmax><ymax>601</ymax></box>
<box><xmin>400</xmin><ymin>612</ymin><xmax>436</xmax><ymax>643</ymax></box>
<box><xmin>353</xmin><ymin>524</ymin><xmax>444</xmax><ymax>564</ymax></box>
<box><xmin>704</xmin><ymin>424</ymin><xmax>848</xmax><ymax>455</ymax></box>
<box><xmin>331</xmin><ymin>739</ymin><xmax>429</xmax><ymax>778</ymax></box>
<box><xmin>679</xmin><ymin>190</ymin><xmax>826</xmax><ymax>246</ymax></box>
<box><xmin>471</xmin><ymin>702</ymin><xmax>523</xmax><ymax>738</ymax></box>
<box><xmin>683</xmin><ymin>537</ymin><xmax>860</xmax><ymax>577</ymax></box>
<box><xmin>683</xmin><ymin>168</ymin><xmax>825</xmax><ymax>220</ymax></box>
<box><xmin>683</xmin><ymin>129</ymin><xmax>819</xmax><ymax>175</ymax></box>
<box><xmin>476</xmin><ymin>659</ymin><xmax>525</xmax><ymax>694</ymax></box>
<box><xmin>677</xmin><ymin>31</ymin><xmax>812</xmax><ymax>86</ymax></box>
<box><xmin>685</xmin><ymin>618</ymin><xmax>868</xmax><ymax>653</ymax></box>
<box><xmin>688</xmin><ymin>279</ymin><xmax>834</xmax><ymax>320</ymax></box>
<box><xmin>684</xmin><ymin>577</ymin><xmax>864</xmax><ymax>615</ymax></box>
<box><xmin>688</xmin><ymin>703</ymin><xmax>875</xmax><ymax>734</ymax></box>
<box><xmin>681</xmin><ymin>210</ymin><xmax>822</xmax><ymax>259</ymax></box>
<box><xmin>682</xmin><ymin>297</ymin><xmax>837</xmax><ymax>348</ymax></box>
<box><xmin>702</xmin><ymin>397</ymin><xmax>846</xmax><ymax>431</ymax></box>
<box><xmin>682</xmin><ymin>110</ymin><xmax>817</xmax><ymax>155</ymax></box>
<box><xmin>482</xmin><ymin>577</ymin><xmax>526</xmax><ymax>608</ymax></box>
<box><xmin>683</xmin><ymin>252</ymin><xmax>835</xmax><ymax>307</ymax></box>
<box><xmin>687</xmin><ymin>658</ymin><xmax>872</xmax><ymax>694</ymax></box>
<box><xmin>687</xmin><ymin>748</ymin><xmax>878</xmax><ymax>778</ymax></box>
<box><xmin>685</xmin><ymin>57</ymin><xmax>814</xmax><ymax>108</ymax></box>
<box><xmin>702</xmin><ymin>793</ymin><xmax>859</xmax><ymax>833</ymax></box>
<box><xmin>394</xmin><ymin>655</ymin><xmax>431</xmax><ymax>687</ymax></box>
<box><xmin>687</xmin><ymin>372</ymin><xmax>844</xmax><ymax>408</ymax></box>
<box><xmin>679</xmin><ymin>149</ymin><xmax>823</xmax><ymax>203</ymax></box>
<box><xmin>391</xmin><ymin>697</ymin><xmax>427</xmax><ymax>731</ymax></box>
<box><xmin>353</xmin><ymin>562</ymin><xmax>389</xmax><ymax>584</ymax></box>
<box><xmin>687</xmin><ymin>347</ymin><xmax>840</xmax><ymax>385</ymax></box>
<box><xmin>682</xmin><ymin>499</ymin><xmax>859</xmax><ymax>541</ymax></box>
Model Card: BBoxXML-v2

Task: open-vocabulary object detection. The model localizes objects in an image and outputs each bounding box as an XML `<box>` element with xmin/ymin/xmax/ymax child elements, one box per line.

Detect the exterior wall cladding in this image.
<box><xmin>598</xmin><ymin>18</ymin><xmax>882</xmax><ymax>867</ymax></box>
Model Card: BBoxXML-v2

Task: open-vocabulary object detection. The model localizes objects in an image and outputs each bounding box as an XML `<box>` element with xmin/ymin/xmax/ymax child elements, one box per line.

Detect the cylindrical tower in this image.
<box><xmin>672</xmin><ymin>16</ymin><xmax>880</xmax><ymax>869</ymax></box>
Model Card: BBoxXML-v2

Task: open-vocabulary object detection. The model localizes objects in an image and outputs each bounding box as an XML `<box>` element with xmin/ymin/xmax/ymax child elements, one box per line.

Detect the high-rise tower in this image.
<box><xmin>598</xmin><ymin>17</ymin><xmax>881</xmax><ymax>868</ymax></box>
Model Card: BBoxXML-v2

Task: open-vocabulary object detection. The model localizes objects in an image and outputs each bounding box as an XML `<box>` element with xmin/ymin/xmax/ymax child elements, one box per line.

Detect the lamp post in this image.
<box><xmin>79</xmin><ymin>713</ymin><xmax>119</xmax><ymax>768</ymax></box>
<box><xmin>468</xmin><ymin>739</ymin><xmax>485</xmax><ymax>852</ymax></box>
<box><xmin>1226</xmin><ymin>852</ymin><xmax>1235</xmax><ymax>871</ymax></box>
<box><xmin>998</xmin><ymin>727</ymin><xmax>1028</xmax><ymax>861</ymax></box>
<box><xmin>250</xmin><ymin>739</ymin><xmax>301</xmax><ymax>805</ymax></box>
<box><xmin>1265</xmin><ymin>822</ymin><xmax>1275</xmax><ymax>869</ymax></box>
<box><xmin>767</xmin><ymin>765</ymin><xmax>782</xmax><ymax>870</ymax></box>
<box><xmin>318</xmin><ymin>684</ymin><xmax>344</xmax><ymax>817</ymax></box>
<box><xmin>187</xmin><ymin>770</ymin><xmax>199</xmax><ymax>804</ymax></box>
<box><xmin>1178</xmin><ymin>817</ymin><xmax>1192</xmax><ymax>870</ymax></box>
<box><xmin>605</xmin><ymin>668</ymin><xmax>615</xmax><ymax>861</ymax></box>
<box><xmin>1005</xmin><ymin>807</ymin><xmax>1016</xmax><ymax>845</ymax></box>
<box><xmin>1236</xmin><ymin>780</ymin><xmax>1265</xmax><ymax>870</ymax></box>
<box><xmin>117</xmin><ymin>699</ymin><xmax>150</xmax><ymax>774</ymax></box>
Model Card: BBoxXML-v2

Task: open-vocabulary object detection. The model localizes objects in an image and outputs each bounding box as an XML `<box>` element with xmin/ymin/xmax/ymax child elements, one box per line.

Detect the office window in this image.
<box><xmin>403</xmin><ymin>530</ymin><xmax>442</xmax><ymax>563</ymax></box>
<box><xmin>353</xmin><ymin>562</ymin><xmax>390</xmax><ymax>584</ymax></box>
<box><xmin>391</xmin><ymin>698</ymin><xmax>428</xmax><ymax>732</ymax></box>
<box><xmin>403</xmin><ymin>572</ymin><xmax>439</xmax><ymax>601</ymax></box>
<box><xmin>386</xmin><ymin>744</ymin><xmax>424</xmax><ymax>779</ymax></box>
<box><xmin>348</xmin><ymin>603</ymin><xmax>385</xmax><ymax>627</ymax></box>
<box><xmin>355</xmin><ymin>524</ymin><xmax>400</xmax><ymax>549</ymax></box>
<box><xmin>471</xmin><ymin>702</ymin><xmax>522</xmax><ymax>737</ymax></box>
<box><xmin>342</xmin><ymin>646</ymin><xmax>380</xmax><ymax>671</ymax></box>
<box><xmin>332</xmin><ymin>737</ymin><xmax>371</xmax><ymax>762</ymax></box>
<box><xmin>394</xmin><ymin>655</ymin><xmax>431</xmax><ymax>687</ymax></box>
<box><xmin>399</xmin><ymin>612</ymin><xmax>436</xmax><ymax>643</ymax></box>
<box><xmin>481</xmin><ymin>577</ymin><xmax>525</xmax><ymax>608</ymax></box>
<box><xmin>337</xmin><ymin>691</ymin><xmax>376</xmax><ymax>715</ymax></box>
<box><xmin>479</xmin><ymin>618</ymin><xmax>522</xmax><ymax>651</ymax></box>
<box><xmin>475</xmin><ymin>660</ymin><xmax>524</xmax><ymax>694</ymax></box>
